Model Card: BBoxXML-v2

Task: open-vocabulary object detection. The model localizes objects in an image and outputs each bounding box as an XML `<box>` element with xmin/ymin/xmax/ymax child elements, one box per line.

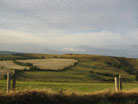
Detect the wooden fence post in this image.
<box><xmin>119</xmin><ymin>75</ymin><xmax>122</xmax><ymax>91</ymax></box>
<box><xmin>114</xmin><ymin>77</ymin><xmax>119</xmax><ymax>92</ymax></box>
<box><xmin>7</xmin><ymin>73</ymin><xmax>11</xmax><ymax>93</ymax></box>
<box><xmin>12</xmin><ymin>70</ymin><xmax>16</xmax><ymax>90</ymax></box>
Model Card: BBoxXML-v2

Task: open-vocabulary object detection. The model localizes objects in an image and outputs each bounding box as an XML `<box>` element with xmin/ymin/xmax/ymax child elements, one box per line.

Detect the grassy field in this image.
<box><xmin>1</xmin><ymin>80</ymin><xmax>138</xmax><ymax>93</ymax></box>
<box><xmin>14</xmin><ymin>55</ymin><xmax>136</xmax><ymax>82</ymax></box>
<box><xmin>0</xmin><ymin>53</ymin><xmax>138</xmax><ymax>92</ymax></box>
<box><xmin>1</xmin><ymin>54</ymin><xmax>138</xmax><ymax>103</ymax></box>
<box><xmin>0</xmin><ymin>53</ymin><xmax>137</xmax><ymax>82</ymax></box>
<box><xmin>18</xmin><ymin>59</ymin><xmax>78</xmax><ymax>70</ymax></box>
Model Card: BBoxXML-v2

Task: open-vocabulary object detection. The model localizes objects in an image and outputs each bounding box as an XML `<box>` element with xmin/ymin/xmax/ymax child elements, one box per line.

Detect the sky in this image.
<box><xmin>0</xmin><ymin>0</ymin><xmax>138</xmax><ymax>58</ymax></box>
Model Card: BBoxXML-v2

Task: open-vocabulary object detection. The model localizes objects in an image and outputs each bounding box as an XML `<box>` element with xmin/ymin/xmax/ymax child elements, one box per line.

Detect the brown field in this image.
<box><xmin>18</xmin><ymin>59</ymin><xmax>78</xmax><ymax>70</ymax></box>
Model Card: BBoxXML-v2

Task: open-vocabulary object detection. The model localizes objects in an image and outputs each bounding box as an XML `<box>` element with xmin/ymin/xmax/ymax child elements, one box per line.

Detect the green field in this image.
<box><xmin>14</xmin><ymin>54</ymin><xmax>137</xmax><ymax>82</ymax></box>
<box><xmin>0</xmin><ymin>53</ymin><xmax>138</xmax><ymax>93</ymax></box>
<box><xmin>0</xmin><ymin>80</ymin><xmax>138</xmax><ymax>93</ymax></box>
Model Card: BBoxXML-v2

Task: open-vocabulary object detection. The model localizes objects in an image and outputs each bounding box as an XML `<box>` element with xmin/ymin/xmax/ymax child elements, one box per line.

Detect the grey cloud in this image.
<box><xmin>43</xmin><ymin>48</ymin><xmax>64</xmax><ymax>54</ymax></box>
<box><xmin>131</xmin><ymin>45</ymin><xmax>138</xmax><ymax>47</ymax></box>
<box><xmin>75</xmin><ymin>45</ymin><xmax>138</xmax><ymax>58</ymax></box>
<box><xmin>0</xmin><ymin>0</ymin><xmax>138</xmax><ymax>58</ymax></box>
<box><xmin>0</xmin><ymin>43</ymin><xmax>44</xmax><ymax>53</ymax></box>
<box><xmin>42</xmin><ymin>45</ymin><xmax>138</xmax><ymax>58</ymax></box>
<box><xmin>0</xmin><ymin>0</ymin><xmax>137</xmax><ymax>32</ymax></box>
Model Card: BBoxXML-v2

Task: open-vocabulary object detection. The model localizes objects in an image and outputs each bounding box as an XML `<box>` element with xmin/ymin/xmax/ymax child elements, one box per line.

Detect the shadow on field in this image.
<box><xmin>0</xmin><ymin>91</ymin><xmax>138</xmax><ymax>104</ymax></box>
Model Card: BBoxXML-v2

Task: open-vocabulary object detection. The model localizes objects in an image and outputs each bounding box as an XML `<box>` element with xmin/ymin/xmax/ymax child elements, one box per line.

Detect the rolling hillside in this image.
<box><xmin>0</xmin><ymin>53</ymin><xmax>138</xmax><ymax>82</ymax></box>
<box><xmin>11</xmin><ymin>54</ymin><xmax>138</xmax><ymax>82</ymax></box>
<box><xmin>0</xmin><ymin>53</ymin><xmax>138</xmax><ymax>92</ymax></box>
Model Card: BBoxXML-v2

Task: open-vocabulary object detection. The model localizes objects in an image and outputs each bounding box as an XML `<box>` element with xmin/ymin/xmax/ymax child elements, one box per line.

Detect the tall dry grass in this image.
<box><xmin>0</xmin><ymin>89</ymin><xmax>138</xmax><ymax>104</ymax></box>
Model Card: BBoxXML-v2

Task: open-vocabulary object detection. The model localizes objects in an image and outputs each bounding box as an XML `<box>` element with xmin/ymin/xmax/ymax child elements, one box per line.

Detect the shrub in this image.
<box><xmin>29</xmin><ymin>66</ymin><xmax>40</xmax><ymax>71</ymax></box>
<box><xmin>105</xmin><ymin>61</ymin><xmax>122</xmax><ymax>69</ymax></box>
<box><xmin>136</xmin><ymin>71</ymin><xmax>138</xmax><ymax>80</ymax></box>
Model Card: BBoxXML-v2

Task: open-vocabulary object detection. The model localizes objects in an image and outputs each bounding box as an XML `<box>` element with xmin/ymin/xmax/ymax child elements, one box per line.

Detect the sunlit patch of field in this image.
<box><xmin>18</xmin><ymin>59</ymin><xmax>78</xmax><ymax>70</ymax></box>
<box><xmin>0</xmin><ymin>61</ymin><xmax>29</xmax><ymax>78</ymax></box>
<box><xmin>0</xmin><ymin>61</ymin><xmax>29</xmax><ymax>70</ymax></box>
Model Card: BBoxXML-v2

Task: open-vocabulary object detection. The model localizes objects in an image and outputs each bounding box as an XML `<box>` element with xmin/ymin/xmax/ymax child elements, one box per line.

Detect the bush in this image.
<box><xmin>136</xmin><ymin>71</ymin><xmax>138</xmax><ymax>80</ymax></box>
<box><xmin>105</xmin><ymin>61</ymin><xmax>122</xmax><ymax>69</ymax></box>
<box><xmin>13</xmin><ymin>60</ymin><xmax>33</xmax><ymax>67</ymax></box>
<box><xmin>29</xmin><ymin>66</ymin><xmax>40</xmax><ymax>71</ymax></box>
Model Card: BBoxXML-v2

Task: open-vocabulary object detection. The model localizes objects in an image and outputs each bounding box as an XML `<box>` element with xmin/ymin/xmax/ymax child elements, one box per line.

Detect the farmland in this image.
<box><xmin>17</xmin><ymin>58</ymin><xmax>78</xmax><ymax>70</ymax></box>
<box><xmin>0</xmin><ymin>53</ymin><xmax>138</xmax><ymax>92</ymax></box>
<box><xmin>1</xmin><ymin>54</ymin><xmax>138</xmax><ymax>104</ymax></box>
<box><xmin>13</xmin><ymin>54</ymin><xmax>137</xmax><ymax>82</ymax></box>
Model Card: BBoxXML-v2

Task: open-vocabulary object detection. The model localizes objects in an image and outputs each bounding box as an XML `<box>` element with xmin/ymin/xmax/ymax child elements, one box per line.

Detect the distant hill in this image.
<box><xmin>0</xmin><ymin>51</ymin><xmax>19</xmax><ymax>55</ymax></box>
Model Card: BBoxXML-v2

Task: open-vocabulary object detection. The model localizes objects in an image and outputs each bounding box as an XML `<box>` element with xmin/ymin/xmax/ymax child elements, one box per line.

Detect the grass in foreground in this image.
<box><xmin>0</xmin><ymin>90</ymin><xmax>138</xmax><ymax>104</ymax></box>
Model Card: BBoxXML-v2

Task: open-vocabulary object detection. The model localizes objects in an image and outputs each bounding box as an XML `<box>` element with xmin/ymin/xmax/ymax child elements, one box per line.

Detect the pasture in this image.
<box><xmin>1</xmin><ymin>81</ymin><xmax>138</xmax><ymax>93</ymax></box>
<box><xmin>0</xmin><ymin>54</ymin><xmax>138</xmax><ymax>93</ymax></box>
<box><xmin>1</xmin><ymin>54</ymin><xmax>138</xmax><ymax>104</ymax></box>
<box><xmin>15</xmin><ymin>56</ymin><xmax>136</xmax><ymax>82</ymax></box>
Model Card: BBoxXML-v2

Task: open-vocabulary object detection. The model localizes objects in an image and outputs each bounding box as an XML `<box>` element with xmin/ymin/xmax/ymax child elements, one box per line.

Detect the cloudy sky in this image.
<box><xmin>0</xmin><ymin>0</ymin><xmax>138</xmax><ymax>57</ymax></box>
